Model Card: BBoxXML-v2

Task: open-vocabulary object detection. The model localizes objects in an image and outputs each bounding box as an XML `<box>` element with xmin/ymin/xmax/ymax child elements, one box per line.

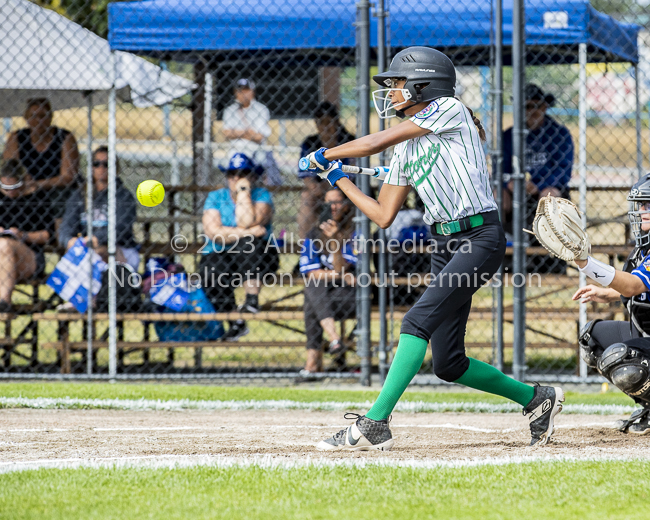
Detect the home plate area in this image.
<box><xmin>2</xmin><ymin>408</ymin><xmax>650</xmax><ymax>471</ymax></box>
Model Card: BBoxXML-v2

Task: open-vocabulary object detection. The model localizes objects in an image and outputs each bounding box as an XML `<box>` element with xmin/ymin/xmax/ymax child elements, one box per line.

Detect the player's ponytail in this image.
<box><xmin>456</xmin><ymin>99</ymin><xmax>487</xmax><ymax>142</ymax></box>
<box><xmin>465</xmin><ymin>105</ymin><xmax>487</xmax><ymax>142</ymax></box>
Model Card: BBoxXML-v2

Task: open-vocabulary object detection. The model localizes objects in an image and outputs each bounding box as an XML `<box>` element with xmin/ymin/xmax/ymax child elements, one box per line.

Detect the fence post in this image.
<box><xmin>375</xmin><ymin>0</ymin><xmax>389</xmax><ymax>384</ymax></box>
<box><xmin>493</xmin><ymin>0</ymin><xmax>505</xmax><ymax>372</ymax></box>
<box><xmin>578</xmin><ymin>43</ymin><xmax>588</xmax><ymax>380</ymax></box>
<box><xmin>511</xmin><ymin>0</ymin><xmax>526</xmax><ymax>381</ymax></box>
<box><xmin>356</xmin><ymin>0</ymin><xmax>372</xmax><ymax>387</ymax></box>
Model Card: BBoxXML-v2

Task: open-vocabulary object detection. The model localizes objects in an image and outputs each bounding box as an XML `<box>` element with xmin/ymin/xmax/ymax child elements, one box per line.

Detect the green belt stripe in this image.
<box><xmin>434</xmin><ymin>214</ymin><xmax>484</xmax><ymax>235</ymax></box>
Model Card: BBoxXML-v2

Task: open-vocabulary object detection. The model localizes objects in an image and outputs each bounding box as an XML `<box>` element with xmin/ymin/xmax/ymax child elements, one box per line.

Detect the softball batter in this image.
<box><xmin>302</xmin><ymin>47</ymin><xmax>564</xmax><ymax>450</ymax></box>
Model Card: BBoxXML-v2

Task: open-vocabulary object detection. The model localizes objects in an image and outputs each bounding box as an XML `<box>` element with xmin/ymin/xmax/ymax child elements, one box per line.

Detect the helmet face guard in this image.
<box><xmin>628</xmin><ymin>175</ymin><xmax>650</xmax><ymax>248</ymax></box>
<box><xmin>628</xmin><ymin>201</ymin><xmax>650</xmax><ymax>248</ymax></box>
<box><xmin>371</xmin><ymin>87</ymin><xmax>413</xmax><ymax>119</ymax></box>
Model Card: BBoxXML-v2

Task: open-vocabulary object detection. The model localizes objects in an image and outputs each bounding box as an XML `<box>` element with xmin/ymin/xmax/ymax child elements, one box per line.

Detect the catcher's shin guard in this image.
<box><xmin>579</xmin><ymin>319</ymin><xmax>603</xmax><ymax>368</ymax></box>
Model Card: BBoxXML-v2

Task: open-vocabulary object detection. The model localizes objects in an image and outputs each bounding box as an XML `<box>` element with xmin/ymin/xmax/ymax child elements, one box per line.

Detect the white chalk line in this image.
<box><xmin>554</xmin><ymin>422</ymin><xmax>618</xmax><ymax>430</ymax></box>
<box><xmin>1</xmin><ymin>453</ymin><xmax>648</xmax><ymax>474</ymax></box>
<box><xmin>0</xmin><ymin>422</ymin><xmax>621</xmax><ymax>436</ymax></box>
<box><xmin>0</xmin><ymin>397</ymin><xmax>639</xmax><ymax>416</ymax></box>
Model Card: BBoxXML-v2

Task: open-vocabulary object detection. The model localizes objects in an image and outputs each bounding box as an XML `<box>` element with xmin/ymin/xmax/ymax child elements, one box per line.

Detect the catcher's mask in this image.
<box><xmin>628</xmin><ymin>173</ymin><xmax>650</xmax><ymax>248</ymax></box>
<box><xmin>372</xmin><ymin>47</ymin><xmax>456</xmax><ymax>119</ymax></box>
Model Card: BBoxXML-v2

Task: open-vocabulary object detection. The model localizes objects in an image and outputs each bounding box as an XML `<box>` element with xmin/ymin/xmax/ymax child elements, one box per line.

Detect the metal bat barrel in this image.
<box><xmin>340</xmin><ymin>164</ymin><xmax>389</xmax><ymax>181</ymax></box>
<box><xmin>298</xmin><ymin>157</ymin><xmax>388</xmax><ymax>181</ymax></box>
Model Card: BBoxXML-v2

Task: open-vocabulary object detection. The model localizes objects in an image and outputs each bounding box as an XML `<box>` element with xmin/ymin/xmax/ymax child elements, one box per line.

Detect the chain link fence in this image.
<box><xmin>0</xmin><ymin>0</ymin><xmax>648</xmax><ymax>383</ymax></box>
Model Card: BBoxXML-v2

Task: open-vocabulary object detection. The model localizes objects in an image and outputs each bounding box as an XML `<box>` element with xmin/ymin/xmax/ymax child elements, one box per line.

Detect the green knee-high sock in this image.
<box><xmin>454</xmin><ymin>358</ymin><xmax>534</xmax><ymax>407</ymax></box>
<box><xmin>366</xmin><ymin>334</ymin><xmax>428</xmax><ymax>421</ymax></box>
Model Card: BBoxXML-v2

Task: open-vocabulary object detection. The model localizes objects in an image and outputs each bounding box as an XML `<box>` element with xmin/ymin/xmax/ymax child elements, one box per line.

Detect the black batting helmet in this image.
<box><xmin>373</xmin><ymin>47</ymin><xmax>456</xmax><ymax>104</ymax></box>
<box><xmin>628</xmin><ymin>173</ymin><xmax>650</xmax><ymax>248</ymax></box>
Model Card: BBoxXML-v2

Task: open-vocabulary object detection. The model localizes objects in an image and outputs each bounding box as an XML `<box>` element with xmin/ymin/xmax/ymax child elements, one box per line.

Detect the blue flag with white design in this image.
<box><xmin>46</xmin><ymin>238</ymin><xmax>107</xmax><ymax>313</ymax></box>
<box><xmin>149</xmin><ymin>273</ymin><xmax>189</xmax><ymax>312</ymax></box>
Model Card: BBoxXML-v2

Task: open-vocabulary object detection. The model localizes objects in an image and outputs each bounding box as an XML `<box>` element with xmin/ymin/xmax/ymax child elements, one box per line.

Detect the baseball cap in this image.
<box><xmin>221</xmin><ymin>153</ymin><xmax>263</xmax><ymax>176</ymax></box>
<box><xmin>524</xmin><ymin>83</ymin><xmax>555</xmax><ymax>107</ymax></box>
<box><xmin>235</xmin><ymin>78</ymin><xmax>255</xmax><ymax>90</ymax></box>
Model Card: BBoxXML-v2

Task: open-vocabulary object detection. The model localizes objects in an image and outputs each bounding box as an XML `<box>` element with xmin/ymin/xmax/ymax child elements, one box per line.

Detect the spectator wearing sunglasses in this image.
<box><xmin>58</xmin><ymin>146</ymin><xmax>139</xmax><ymax>270</ymax></box>
<box><xmin>0</xmin><ymin>159</ymin><xmax>58</xmax><ymax>312</ymax></box>
<box><xmin>200</xmin><ymin>153</ymin><xmax>278</xmax><ymax>341</ymax></box>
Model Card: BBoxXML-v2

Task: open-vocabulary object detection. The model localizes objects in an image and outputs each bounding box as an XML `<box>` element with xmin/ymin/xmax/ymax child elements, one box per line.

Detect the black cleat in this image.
<box><xmin>237</xmin><ymin>302</ymin><xmax>259</xmax><ymax>314</ymax></box>
<box><xmin>523</xmin><ymin>385</ymin><xmax>565</xmax><ymax>446</ymax></box>
<box><xmin>316</xmin><ymin>413</ymin><xmax>394</xmax><ymax>451</ymax></box>
<box><xmin>221</xmin><ymin>320</ymin><xmax>250</xmax><ymax>341</ymax></box>
<box><xmin>629</xmin><ymin>416</ymin><xmax>650</xmax><ymax>435</ymax></box>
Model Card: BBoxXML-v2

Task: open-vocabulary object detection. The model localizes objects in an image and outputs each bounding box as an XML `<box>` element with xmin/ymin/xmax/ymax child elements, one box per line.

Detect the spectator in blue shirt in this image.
<box><xmin>501</xmin><ymin>84</ymin><xmax>574</xmax><ymax>273</ymax></box>
<box><xmin>199</xmin><ymin>153</ymin><xmax>278</xmax><ymax>341</ymax></box>
<box><xmin>297</xmin><ymin>188</ymin><xmax>357</xmax><ymax>380</ymax></box>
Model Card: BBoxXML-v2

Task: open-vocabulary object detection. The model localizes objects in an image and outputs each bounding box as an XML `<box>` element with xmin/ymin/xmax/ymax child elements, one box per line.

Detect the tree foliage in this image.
<box><xmin>32</xmin><ymin>0</ymin><xmax>130</xmax><ymax>38</ymax></box>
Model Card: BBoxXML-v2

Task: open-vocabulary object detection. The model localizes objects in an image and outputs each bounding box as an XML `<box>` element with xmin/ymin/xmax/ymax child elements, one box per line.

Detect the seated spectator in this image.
<box><xmin>200</xmin><ymin>153</ymin><xmax>278</xmax><ymax>341</ymax></box>
<box><xmin>501</xmin><ymin>84</ymin><xmax>574</xmax><ymax>273</ymax></box>
<box><xmin>298</xmin><ymin>102</ymin><xmax>355</xmax><ymax>239</ymax></box>
<box><xmin>0</xmin><ymin>160</ymin><xmax>57</xmax><ymax>312</ymax></box>
<box><xmin>2</xmin><ymin>98</ymin><xmax>78</xmax><ymax>217</ymax></box>
<box><xmin>297</xmin><ymin>188</ymin><xmax>357</xmax><ymax>380</ymax></box>
<box><xmin>222</xmin><ymin>79</ymin><xmax>281</xmax><ymax>185</ymax></box>
<box><xmin>58</xmin><ymin>146</ymin><xmax>139</xmax><ymax>271</ymax></box>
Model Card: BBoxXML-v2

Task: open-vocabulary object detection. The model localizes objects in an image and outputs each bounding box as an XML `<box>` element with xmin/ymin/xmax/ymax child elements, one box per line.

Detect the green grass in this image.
<box><xmin>1</xmin><ymin>461</ymin><xmax>649</xmax><ymax>520</ymax></box>
<box><xmin>0</xmin><ymin>381</ymin><xmax>635</xmax><ymax>407</ymax></box>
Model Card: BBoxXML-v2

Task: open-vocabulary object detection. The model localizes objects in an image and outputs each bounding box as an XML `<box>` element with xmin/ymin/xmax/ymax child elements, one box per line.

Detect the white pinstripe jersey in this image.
<box><xmin>383</xmin><ymin>97</ymin><xmax>498</xmax><ymax>225</ymax></box>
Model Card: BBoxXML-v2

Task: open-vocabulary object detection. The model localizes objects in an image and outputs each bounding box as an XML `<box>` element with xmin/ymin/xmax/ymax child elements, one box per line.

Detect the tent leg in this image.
<box><xmin>108</xmin><ymin>53</ymin><xmax>117</xmax><ymax>381</ymax></box>
<box><xmin>86</xmin><ymin>93</ymin><xmax>94</xmax><ymax>376</ymax></box>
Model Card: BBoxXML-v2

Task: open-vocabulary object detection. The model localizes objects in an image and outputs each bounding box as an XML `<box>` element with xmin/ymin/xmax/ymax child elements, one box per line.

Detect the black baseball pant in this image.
<box><xmin>400</xmin><ymin>210</ymin><xmax>506</xmax><ymax>382</ymax></box>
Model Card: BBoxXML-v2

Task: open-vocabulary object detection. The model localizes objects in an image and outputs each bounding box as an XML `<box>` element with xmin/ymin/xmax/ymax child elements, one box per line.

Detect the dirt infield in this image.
<box><xmin>2</xmin><ymin>408</ymin><xmax>650</xmax><ymax>465</ymax></box>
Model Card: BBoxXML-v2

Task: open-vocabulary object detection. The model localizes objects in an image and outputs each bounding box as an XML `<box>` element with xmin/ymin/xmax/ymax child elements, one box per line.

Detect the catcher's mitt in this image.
<box><xmin>527</xmin><ymin>195</ymin><xmax>590</xmax><ymax>262</ymax></box>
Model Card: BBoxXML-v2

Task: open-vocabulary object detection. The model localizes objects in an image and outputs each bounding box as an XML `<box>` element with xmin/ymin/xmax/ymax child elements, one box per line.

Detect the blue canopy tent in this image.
<box><xmin>109</xmin><ymin>0</ymin><xmax>639</xmax><ymax>65</ymax></box>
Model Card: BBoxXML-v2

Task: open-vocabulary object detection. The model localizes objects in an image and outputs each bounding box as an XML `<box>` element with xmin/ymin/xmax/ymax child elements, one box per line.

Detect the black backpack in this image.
<box><xmin>95</xmin><ymin>263</ymin><xmax>143</xmax><ymax>312</ymax></box>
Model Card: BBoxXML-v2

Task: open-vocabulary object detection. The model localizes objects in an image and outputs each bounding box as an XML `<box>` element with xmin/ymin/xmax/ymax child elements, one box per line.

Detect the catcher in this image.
<box><xmin>532</xmin><ymin>175</ymin><xmax>650</xmax><ymax>434</ymax></box>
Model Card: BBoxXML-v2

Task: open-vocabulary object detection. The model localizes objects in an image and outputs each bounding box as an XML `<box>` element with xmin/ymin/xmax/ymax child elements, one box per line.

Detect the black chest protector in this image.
<box><xmin>622</xmin><ymin>247</ymin><xmax>650</xmax><ymax>336</ymax></box>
